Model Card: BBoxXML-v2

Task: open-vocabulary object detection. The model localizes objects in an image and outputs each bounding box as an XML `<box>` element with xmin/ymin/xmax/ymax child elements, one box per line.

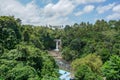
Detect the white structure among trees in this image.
<box><xmin>54</xmin><ymin>39</ymin><xmax>61</xmax><ymax>51</ymax></box>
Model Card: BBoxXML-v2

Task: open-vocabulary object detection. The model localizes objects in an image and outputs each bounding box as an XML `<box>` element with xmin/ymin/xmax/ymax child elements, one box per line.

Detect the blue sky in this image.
<box><xmin>0</xmin><ymin>0</ymin><xmax>120</xmax><ymax>25</ymax></box>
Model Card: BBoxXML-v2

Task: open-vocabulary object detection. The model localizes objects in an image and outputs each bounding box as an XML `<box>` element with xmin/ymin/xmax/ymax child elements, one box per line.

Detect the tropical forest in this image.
<box><xmin>0</xmin><ymin>16</ymin><xmax>120</xmax><ymax>80</ymax></box>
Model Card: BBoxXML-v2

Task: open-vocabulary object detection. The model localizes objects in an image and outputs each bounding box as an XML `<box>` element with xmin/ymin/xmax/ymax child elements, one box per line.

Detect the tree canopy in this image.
<box><xmin>0</xmin><ymin>16</ymin><xmax>120</xmax><ymax>80</ymax></box>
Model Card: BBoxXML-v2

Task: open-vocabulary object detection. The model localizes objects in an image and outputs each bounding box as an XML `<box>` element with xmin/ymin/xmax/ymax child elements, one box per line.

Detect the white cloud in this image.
<box><xmin>97</xmin><ymin>3</ymin><xmax>116</xmax><ymax>14</ymax></box>
<box><xmin>44</xmin><ymin>0</ymin><xmax>75</xmax><ymax>16</ymax></box>
<box><xmin>106</xmin><ymin>4</ymin><xmax>120</xmax><ymax>20</ymax></box>
<box><xmin>75</xmin><ymin>5</ymin><xmax>94</xmax><ymax>16</ymax></box>
<box><xmin>107</xmin><ymin>13</ymin><xmax>120</xmax><ymax>20</ymax></box>
<box><xmin>0</xmin><ymin>0</ymin><xmax>41</xmax><ymax>25</ymax></box>
<box><xmin>0</xmin><ymin>0</ymin><xmax>106</xmax><ymax>25</ymax></box>
<box><xmin>0</xmin><ymin>0</ymin><xmax>74</xmax><ymax>25</ymax></box>
<box><xmin>41</xmin><ymin>0</ymin><xmax>75</xmax><ymax>25</ymax></box>
<box><xmin>84</xmin><ymin>5</ymin><xmax>95</xmax><ymax>12</ymax></box>
<box><xmin>73</xmin><ymin>0</ymin><xmax>106</xmax><ymax>5</ymax></box>
<box><xmin>112</xmin><ymin>4</ymin><xmax>120</xmax><ymax>13</ymax></box>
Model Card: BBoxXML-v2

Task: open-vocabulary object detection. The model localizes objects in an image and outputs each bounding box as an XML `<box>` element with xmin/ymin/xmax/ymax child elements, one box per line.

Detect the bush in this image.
<box><xmin>62</xmin><ymin>47</ymin><xmax>78</xmax><ymax>61</ymax></box>
<box><xmin>101</xmin><ymin>55</ymin><xmax>120</xmax><ymax>80</ymax></box>
<box><xmin>75</xmin><ymin>65</ymin><xmax>102</xmax><ymax>80</ymax></box>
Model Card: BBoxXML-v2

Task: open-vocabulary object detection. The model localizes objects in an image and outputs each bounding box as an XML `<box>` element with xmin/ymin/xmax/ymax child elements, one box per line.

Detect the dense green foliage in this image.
<box><xmin>61</xmin><ymin>20</ymin><xmax>120</xmax><ymax>62</ymax></box>
<box><xmin>0</xmin><ymin>16</ymin><xmax>21</xmax><ymax>50</ymax></box>
<box><xmin>71</xmin><ymin>54</ymin><xmax>103</xmax><ymax>80</ymax></box>
<box><xmin>71</xmin><ymin>54</ymin><xmax>103</xmax><ymax>73</ymax></box>
<box><xmin>61</xmin><ymin>20</ymin><xmax>120</xmax><ymax>79</ymax></box>
<box><xmin>0</xmin><ymin>16</ymin><xmax>58</xmax><ymax>80</ymax></box>
<box><xmin>74</xmin><ymin>65</ymin><xmax>102</xmax><ymax>80</ymax></box>
<box><xmin>0</xmin><ymin>16</ymin><xmax>120</xmax><ymax>80</ymax></box>
<box><xmin>101</xmin><ymin>55</ymin><xmax>120</xmax><ymax>80</ymax></box>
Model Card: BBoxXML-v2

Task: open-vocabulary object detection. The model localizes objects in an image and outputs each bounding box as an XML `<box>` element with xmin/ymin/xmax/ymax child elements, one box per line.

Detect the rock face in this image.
<box><xmin>48</xmin><ymin>50</ymin><xmax>74</xmax><ymax>80</ymax></box>
<box><xmin>48</xmin><ymin>50</ymin><xmax>70</xmax><ymax>71</ymax></box>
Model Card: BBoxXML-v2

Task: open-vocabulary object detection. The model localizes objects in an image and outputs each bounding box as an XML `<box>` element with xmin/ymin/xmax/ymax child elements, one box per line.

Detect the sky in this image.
<box><xmin>0</xmin><ymin>0</ymin><xmax>120</xmax><ymax>26</ymax></box>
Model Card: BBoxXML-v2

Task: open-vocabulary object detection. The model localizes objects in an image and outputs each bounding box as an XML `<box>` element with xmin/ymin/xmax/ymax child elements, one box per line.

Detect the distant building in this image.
<box><xmin>48</xmin><ymin>25</ymin><xmax>64</xmax><ymax>29</ymax></box>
